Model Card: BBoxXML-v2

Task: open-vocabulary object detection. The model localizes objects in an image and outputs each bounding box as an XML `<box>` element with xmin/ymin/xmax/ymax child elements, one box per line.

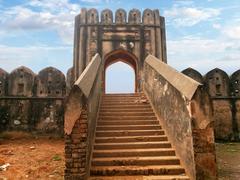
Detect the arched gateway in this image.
<box><xmin>103</xmin><ymin>49</ymin><xmax>138</xmax><ymax>92</ymax></box>
<box><xmin>72</xmin><ymin>8</ymin><xmax>167</xmax><ymax>92</ymax></box>
<box><xmin>65</xmin><ymin>8</ymin><xmax>217</xmax><ymax>180</ymax></box>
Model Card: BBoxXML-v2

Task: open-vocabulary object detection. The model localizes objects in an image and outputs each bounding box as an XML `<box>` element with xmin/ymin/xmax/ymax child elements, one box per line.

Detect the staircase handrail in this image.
<box><xmin>143</xmin><ymin>55</ymin><xmax>216</xmax><ymax>180</ymax></box>
<box><xmin>64</xmin><ymin>53</ymin><xmax>101</xmax><ymax>135</ymax></box>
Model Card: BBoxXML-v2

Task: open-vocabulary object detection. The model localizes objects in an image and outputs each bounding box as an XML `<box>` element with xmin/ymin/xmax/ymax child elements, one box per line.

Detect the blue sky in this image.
<box><xmin>0</xmin><ymin>0</ymin><xmax>240</xmax><ymax>77</ymax></box>
<box><xmin>106</xmin><ymin>62</ymin><xmax>135</xmax><ymax>93</ymax></box>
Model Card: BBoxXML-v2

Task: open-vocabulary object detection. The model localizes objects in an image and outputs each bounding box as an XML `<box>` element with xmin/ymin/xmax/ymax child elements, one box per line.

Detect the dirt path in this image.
<box><xmin>216</xmin><ymin>142</ymin><xmax>240</xmax><ymax>180</ymax></box>
<box><xmin>0</xmin><ymin>132</ymin><xmax>240</xmax><ymax>180</ymax></box>
<box><xmin>0</xmin><ymin>132</ymin><xmax>64</xmax><ymax>180</ymax></box>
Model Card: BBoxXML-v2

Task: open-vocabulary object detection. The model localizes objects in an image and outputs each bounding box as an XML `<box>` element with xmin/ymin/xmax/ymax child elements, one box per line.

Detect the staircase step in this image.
<box><xmin>96</xmin><ymin>130</ymin><xmax>165</xmax><ymax>137</ymax></box>
<box><xmin>92</xmin><ymin>156</ymin><xmax>180</xmax><ymax>166</ymax></box>
<box><xmin>92</xmin><ymin>148</ymin><xmax>175</xmax><ymax>158</ymax></box>
<box><xmin>90</xmin><ymin>93</ymin><xmax>189</xmax><ymax>179</ymax></box>
<box><xmin>99</xmin><ymin>112</ymin><xmax>155</xmax><ymax>116</ymax></box>
<box><xmin>102</xmin><ymin>97</ymin><xmax>143</xmax><ymax>100</ymax></box>
<box><xmin>101</xmin><ymin>105</ymin><xmax>152</xmax><ymax>109</ymax></box>
<box><xmin>95</xmin><ymin>135</ymin><xmax>168</xmax><ymax>143</ymax></box>
<box><xmin>98</xmin><ymin>116</ymin><xmax>157</xmax><ymax>120</ymax></box>
<box><xmin>96</xmin><ymin>125</ymin><xmax>161</xmax><ymax>131</ymax></box>
<box><xmin>94</xmin><ymin>142</ymin><xmax>171</xmax><ymax>150</ymax></box>
<box><xmin>100</xmin><ymin>108</ymin><xmax>152</xmax><ymax>113</ymax></box>
<box><xmin>102</xmin><ymin>100</ymin><xmax>145</xmax><ymax>104</ymax></box>
<box><xmin>102</xmin><ymin>102</ymin><xmax>150</xmax><ymax>106</ymax></box>
<box><xmin>90</xmin><ymin>165</ymin><xmax>186</xmax><ymax>176</ymax></box>
<box><xmin>89</xmin><ymin>175</ymin><xmax>189</xmax><ymax>180</ymax></box>
<box><xmin>98</xmin><ymin>120</ymin><xmax>159</xmax><ymax>126</ymax></box>
<box><xmin>103</xmin><ymin>94</ymin><xmax>142</xmax><ymax>99</ymax></box>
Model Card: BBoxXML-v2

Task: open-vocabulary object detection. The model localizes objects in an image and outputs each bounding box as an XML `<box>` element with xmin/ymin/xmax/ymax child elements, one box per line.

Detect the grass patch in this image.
<box><xmin>52</xmin><ymin>154</ymin><xmax>62</xmax><ymax>161</ymax></box>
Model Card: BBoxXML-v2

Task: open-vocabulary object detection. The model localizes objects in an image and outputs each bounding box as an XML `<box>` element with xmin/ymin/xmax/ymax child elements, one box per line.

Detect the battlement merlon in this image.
<box><xmin>75</xmin><ymin>8</ymin><xmax>165</xmax><ymax>26</ymax></box>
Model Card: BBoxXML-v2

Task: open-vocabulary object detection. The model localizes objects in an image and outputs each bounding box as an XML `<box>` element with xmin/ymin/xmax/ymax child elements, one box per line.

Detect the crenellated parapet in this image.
<box><xmin>0</xmin><ymin>66</ymin><xmax>67</xmax><ymax>97</ymax></box>
<box><xmin>0</xmin><ymin>66</ymin><xmax>67</xmax><ymax>134</ymax></box>
<box><xmin>181</xmin><ymin>68</ymin><xmax>240</xmax><ymax>97</ymax></box>
<box><xmin>182</xmin><ymin>68</ymin><xmax>240</xmax><ymax>142</ymax></box>
<box><xmin>1</xmin><ymin>65</ymin><xmax>239</xmax><ymax>104</ymax></box>
<box><xmin>76</xmin><ymin>8</ymin><xmax>163</xmax><ymax>25</ymax></box>
<box><xmin>1</xmin><ymin>65</ymin><xmax>238</xmax><ymax>99</ymax></box>
<box><xmin>115</xmin><ymin>9</ymin><xmax>127</xmax><ymax>24</ymax></box>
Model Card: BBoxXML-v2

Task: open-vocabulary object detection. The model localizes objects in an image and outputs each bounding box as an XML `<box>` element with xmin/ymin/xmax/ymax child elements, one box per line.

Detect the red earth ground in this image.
<box><xmin>0</xmin><ymin>132</ymin><xmax>64</xmax><ymax>180</ymax></box>
<box><xmin>0</xmin><ymin>132</ymin><xmax>239</xmax><ymax>180</ymax></box>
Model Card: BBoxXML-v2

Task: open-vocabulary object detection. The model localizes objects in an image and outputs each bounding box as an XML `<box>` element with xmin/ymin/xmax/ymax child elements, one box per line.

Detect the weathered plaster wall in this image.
<box><xmin>212</xmin><ymin>99</ymin><xmax>233</xmax><ymax>140</ymax></box>
<box><xmin>235</xmin><ymin>99</ymin><xmax>240</xmax><ymax>140</ymax></box>
<box><xmin>65</xmin><ymin>54</ymin><xmax>103</xmax><ymax>179</ymax></box>
<box><xmin>190</xmin><ymin>88</ymin><xmax>217</xmax><ymax>179</ymax></box>
<box><xmin>31</xmin><ymin>99</ymin><xmax>64</xmax><ymax>134</ymax></box>
<box><xmin>8</xmin><ymin>99</ymin><xmax>32</xmax><ymax>130</ymax></box>
<box><xmin>66</xmin><ymin>67</ymin><xmax>74</xmax><ymax>95</ymax></box>
<box><xmin>65</xmin><ymin>107</ymin><xmax>88</xmax><ymax>179</ymax></box>
<box><xmin>143</xmin><ymin>55</ymin><xmax>217</xmax><ymax>180</ymax></box>
<box><xmin>143</xmin><ymin>57</ymin><xmax>196</xmax><ymax>179</ymax></box>
<box><xmin>85</xmin><ymin>63</ymin><xmax>103</xmax><ymax>177</ymax></box>
<box><xmin>0</xmin><ymin>66</ymin><xmax>66</xmax><ymax>134</ymax></box>
<box><xmin>0</xmin><ymin>100</ymin><xmax>9</xmax><ymax>131</ymax></box>
<box><xmin>1</xmin><ymin>65</ymin><xmax>240</xmax><ymax>140</ymax></box>
<box><xmin>0</xmin><ymin>68</ymin><xmax>8</xmax><ymax>96</ymax></box>
<box><xmin>183</xmin><ymin>68</ymin><xmax>240</xmax><ymax>142</ymax></box>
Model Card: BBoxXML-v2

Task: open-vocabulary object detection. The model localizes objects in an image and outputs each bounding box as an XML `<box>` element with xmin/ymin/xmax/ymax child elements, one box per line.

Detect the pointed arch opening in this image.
<box><xmin>106</xmin><ymin>62</ymin><xmax>135</xmax><ymax>93</ymax></box>
<box><xmin>103</xmin><ymin>49</ymin><xmax>138</xmax><ymax>94</ymax></box>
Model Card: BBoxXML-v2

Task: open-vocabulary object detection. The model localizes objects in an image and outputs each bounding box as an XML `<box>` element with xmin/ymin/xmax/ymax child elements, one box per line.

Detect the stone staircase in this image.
<box><xmin>90</xmin><ymin>93</ymin><xmax>189</xmax><ymax>180</ymax></box>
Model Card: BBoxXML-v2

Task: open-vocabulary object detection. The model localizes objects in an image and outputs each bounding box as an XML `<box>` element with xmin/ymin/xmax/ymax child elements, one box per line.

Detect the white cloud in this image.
<box><xmin>0</xmin><ymin>44</ymin><xmax>72</xmax><ymax>73</ymax></box>
<box><xmin>164</xmin><ymin>6</ymin><xmax>220</xmax><ymax>26</ymax></box>
<box><xmin>0</xmin><ymin>0</ymin><xmax>81</xmax><ymax>44</ymax></box>
<box><xmin>212</xmin><ymin>23</ymin><xmax>221</xmax><ymax>29</ymax></box>
<box><xmin>167</xmin><ymin>36</ymin><xmax>240</xmax><ymax>74</ymax></box>
<box><xmin>28</xmin><ymin>0</ymin><xmax>80</xmax><ymax>12</ymax></box>
<box><xmin>80</xmin><ymin>0</ymin><xmax>102</xmax><ymax>3</ymax></box>
<box><xmin>223</xmin><ymin>25</ymin><xmax>240</xmax><ymax>39</ymax></box>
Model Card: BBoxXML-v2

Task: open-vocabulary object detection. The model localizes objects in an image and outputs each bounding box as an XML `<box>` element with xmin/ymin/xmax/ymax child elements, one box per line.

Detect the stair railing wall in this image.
<box><xmin>143</xmin><ymin>55</ymin><xmax>217</xmax><ymax>180</ymax></box>
<box><xmin>64</xmin><ymin>53</ymin><xmax>103</xmax><ymax>179</ymax></box>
